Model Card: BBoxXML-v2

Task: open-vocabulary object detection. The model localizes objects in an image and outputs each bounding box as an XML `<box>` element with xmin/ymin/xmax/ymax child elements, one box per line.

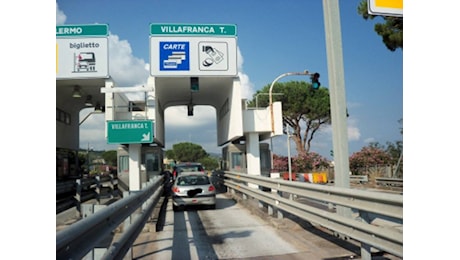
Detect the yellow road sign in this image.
<box><xmin>368</xmin><ymin>0</ymin><xmax>403</xmax><ymax>17</ymax></box>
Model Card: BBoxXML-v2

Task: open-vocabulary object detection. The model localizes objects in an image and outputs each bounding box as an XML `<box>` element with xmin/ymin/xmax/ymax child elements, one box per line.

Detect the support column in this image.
<box><xmin>246</xmin><ymin>132</ymin><xmax>260</xmax><ymax>189</ymax></box>
<box><xmin>129</xmin><ymin>144</ymin><xmax>142</xmax><ymax>191</ymax></box>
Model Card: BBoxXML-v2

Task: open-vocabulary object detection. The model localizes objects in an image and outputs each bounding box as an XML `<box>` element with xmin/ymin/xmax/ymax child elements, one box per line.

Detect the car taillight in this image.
<box><xmin>172</xmin><ymin>187</ymin><xmax>180</xmax><ymax>193</ymax></box>
<box><xmin>208</xmin><ymin>185</ymin><xmax>215</xmax><ymax>192</ymax></box>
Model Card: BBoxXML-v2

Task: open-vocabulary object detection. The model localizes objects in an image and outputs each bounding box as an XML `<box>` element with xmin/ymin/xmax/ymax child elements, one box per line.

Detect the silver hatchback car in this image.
<box><xmin>171</xmin><ymin>172</ymin><xmax>216</xmax><ymax>211</ymax></box>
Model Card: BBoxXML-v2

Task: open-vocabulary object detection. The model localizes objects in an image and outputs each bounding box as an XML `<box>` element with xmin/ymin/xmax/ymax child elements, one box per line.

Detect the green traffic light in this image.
<box><xmin>191</xmin><ymin>77</ymin><xmax>199</xmax><ymax>92</ymax></box>
<box><xmin>311</xmin><ymin>73</ymin><xmax>320</xmax><ymax>90</ymax></box>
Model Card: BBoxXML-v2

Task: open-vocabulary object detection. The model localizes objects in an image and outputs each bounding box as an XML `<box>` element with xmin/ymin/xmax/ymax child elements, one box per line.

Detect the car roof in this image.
<box><xmin>177</xmin><ymin>171</ymin><xmax>207</xmax><ymax>177</ymax></box>
<box><xmin>175</xmin><ymin>162</ymin><xmax>202</xmax><ymax>166</ymax></box>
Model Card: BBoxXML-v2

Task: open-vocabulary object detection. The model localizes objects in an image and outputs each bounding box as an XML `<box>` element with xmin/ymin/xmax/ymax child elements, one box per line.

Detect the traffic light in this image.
<box><xmin>311</xmin><ymin>73</ymin><xmax>320</xmax><ymax>89</ymax></box>
<box><xmin>191</xmin><ymin>77</ymin><xmax>199</xmax><ymax>92</ymax></box>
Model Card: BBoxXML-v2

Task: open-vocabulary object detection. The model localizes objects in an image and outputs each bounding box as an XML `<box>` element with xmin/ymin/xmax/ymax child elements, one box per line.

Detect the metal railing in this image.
<box><xmin>56</xmin><ymin>176</ymin><xmax>165</xmax><ymax>260</ymax></box>
<box><xmin>375</xmin><ymin>177</ymin><xmax>403</xmax><ymax>187</ymax></box>
<box><xmin>349</xmin><ymin>175</ymin><xmax>369</xmax><ymax>183</ymax></box>
<box><xmin>57</xmin><ymin>174</ymin><xmax>120</xmax><ymax>214</ymax></box>
<box><xmin>223</xmin><ymin>171</ymin><xmax>403</xmax><ymax>259</ymax></box>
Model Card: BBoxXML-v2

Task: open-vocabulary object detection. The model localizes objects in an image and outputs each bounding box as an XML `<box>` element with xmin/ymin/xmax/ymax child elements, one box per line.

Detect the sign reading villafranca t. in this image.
<box><xmin>151</xmin><ymin>23</ymin><xmax>237</xmax><ymax>36</ymax></box>
<box><xmin>150</xmin><ymin>23</ymin><xmax>238</xmax><ymax>76</ymax></box>
<box><xmin>107</xmin><ymin>120</ymin><xmax>154</xmax><ymax>144</ymax></box>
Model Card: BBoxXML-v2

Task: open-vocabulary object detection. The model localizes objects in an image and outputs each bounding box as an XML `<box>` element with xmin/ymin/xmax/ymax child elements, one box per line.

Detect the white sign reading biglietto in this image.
<box><xmin>56</xmin><ymin>24</ymin><xmax>109</xmax><ymax>79</ymax></box>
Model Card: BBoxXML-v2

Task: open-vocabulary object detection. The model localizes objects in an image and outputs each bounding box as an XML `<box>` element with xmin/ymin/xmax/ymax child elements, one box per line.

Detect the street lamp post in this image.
<box><xmin>269</xmin><ymin>70</ymin><xmax>310</xmax><ymax>134</ymax></box>
<box><xmin>287</xmin><ymin>126</ymin><xmax>293</xmax><ymax>181</ymax></box>
<box><xmin>268</xmin><ymin>70</ymin><xmax>311</xmax><ymax>171</ymax></box>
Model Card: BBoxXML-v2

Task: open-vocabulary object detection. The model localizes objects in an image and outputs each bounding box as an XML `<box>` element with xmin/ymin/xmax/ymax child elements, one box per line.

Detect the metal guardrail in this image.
<box><xmin>349</xmin><ymin>175</ymin><xmax>369</xmax><ymax>183</ymax></box>
<box><xmin>56</xmin><ymin>175</ymin><xmax>120</xmax><ymax>214</ymax></box>
<box><xmin>56</xmin><ymin>176</ymin><xmax>165</xmax><ymax>260</ymax></box>
<box><xmin>223</xmin><ymin>171</ymin><xmax>403</xmax><ymax>259</ymax></box>
<box><xmin>376</xmin><ymin>177</ymin><xmax>403</xmax><ymax>187</ymax></box>
<box><xmin>56</xmin><ymin>180</ymin><xmax>76</xmax><ymax>195</ymax></box>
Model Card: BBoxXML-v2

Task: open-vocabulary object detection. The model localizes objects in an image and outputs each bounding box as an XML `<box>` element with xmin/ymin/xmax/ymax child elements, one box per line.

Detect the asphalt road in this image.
<box><xmin>123</xmin><ymin>193</ymin><xmax>361</xmax><ymax>260</ymax></box>
<box><xmin>56</xmin><ymin>189</ymin><xmax>401</xmax><ymax>259</ymax></box>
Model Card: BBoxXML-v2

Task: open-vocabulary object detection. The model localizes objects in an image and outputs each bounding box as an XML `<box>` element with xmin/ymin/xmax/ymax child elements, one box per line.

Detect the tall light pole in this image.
<box><xmin>286</xmin><ymin>126</ymin><xmax>293</xmax><ymax>181</ymax></box>
<box><xmin>268</xmin><ymin>70</ymin><xmax>311</xmax><ymax>170</ymax></box>
<box><xmin>269</xmin><ymin>70</ymin><xmax>310</xmax><ymax>134</ymax></box>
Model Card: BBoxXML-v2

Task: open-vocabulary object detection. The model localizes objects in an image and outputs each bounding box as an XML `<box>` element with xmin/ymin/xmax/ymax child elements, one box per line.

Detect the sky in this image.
<box><xmin>56</xmin><ymin>0</ymin><xmax>403</xmax><ymax>161</ymax></box>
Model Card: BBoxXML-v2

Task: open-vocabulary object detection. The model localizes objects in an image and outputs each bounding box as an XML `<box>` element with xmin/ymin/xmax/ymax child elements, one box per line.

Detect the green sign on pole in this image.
<box><xmin>150</xmin><ymin>23</ymin><xmax>237</xmax><ymax>36</ymax></box>
<box><xmin>56</xmin><ymin>24</ymin><xmax>109</xmax><ymax>37</ymax></box>
<box><xmin>107</xmin><ymin>120</ymin><xmax>154</xmax><ymax>144</ymax></box>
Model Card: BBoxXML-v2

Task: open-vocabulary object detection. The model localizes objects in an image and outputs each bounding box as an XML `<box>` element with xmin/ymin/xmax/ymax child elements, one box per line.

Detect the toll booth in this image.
<box><xmin>221</xmin><ymin>143</ymin><xmax>271</xmax><ymax>177</ymax></box>
<box><xmin>117</xmin><ymin>145</ymin><xmax>164</xmax><ymax>193</ymax></box>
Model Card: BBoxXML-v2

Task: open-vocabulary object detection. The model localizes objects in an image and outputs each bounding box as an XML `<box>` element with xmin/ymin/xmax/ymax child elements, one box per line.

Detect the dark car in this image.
<box><xmin>171</xmin><ymin>172</ymin><xmax>216</xmax><ymax>211</ymax></box>
<box><xmin>172</xmin><ymin>162</ymin><xmax>204</xmax><ymax>180</ymax></box>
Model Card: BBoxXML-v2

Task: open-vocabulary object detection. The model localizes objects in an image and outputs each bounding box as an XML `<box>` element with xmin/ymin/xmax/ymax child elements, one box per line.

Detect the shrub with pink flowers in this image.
<box><xmin>272</xmin><ymin>152</ymin><xmax>330</xmax><ymax>173</ymax></box>
<box><xmin>349</xmin><ymin>145</ymin><xmax>392</xmax><ymax>175</ymax></box>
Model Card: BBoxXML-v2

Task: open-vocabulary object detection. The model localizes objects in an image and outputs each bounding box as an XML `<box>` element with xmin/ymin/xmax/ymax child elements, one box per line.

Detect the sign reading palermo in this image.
<box><xmin>56</xmin><ymin>24</ymin><xmax>109</xmax><ymax>37</ymax></box>
<box><xmin>150</xmin><ymin>23</ymin><xmax>238</xmax><ymax>76</ymax></box>
<box><xmin>107</xmin><ymin>120</ymin><xmax>154</xmax><ymax>144</ymax></box>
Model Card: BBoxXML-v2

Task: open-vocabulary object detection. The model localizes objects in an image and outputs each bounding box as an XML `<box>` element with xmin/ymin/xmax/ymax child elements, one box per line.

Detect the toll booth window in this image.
<box><xmin>231</xmin><ymin>152</ymin><xmax>243</xmax><ymax>170</ymax></box>
<box><xmin>260</xmin><ymin>149</ymin><xmax>271</xmax><ymax>170</ymax></box>
<box><xmin>56</xmin><ymin>108</ymin><xmax>71</xmax><ymax>125</ymax></box>
<box><xmin>145</xmin><ymin>153</ymin><xmax>160</xmax><ymax>172</ymax></box>
<box><xmin>119</xmin><ymin>155</ymin><xmax>129</xmax><ymax>174</ymax></box>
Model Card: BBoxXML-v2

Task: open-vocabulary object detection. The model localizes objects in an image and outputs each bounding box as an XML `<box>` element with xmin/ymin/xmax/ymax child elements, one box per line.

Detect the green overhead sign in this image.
<box><xmin>150</xmin><ymin>23</ymin><xmax>237</xmax><ymax>36</ymax></box>
<box><xmin>56</xmin><ymin>24</ymin><xmax>109</xmax><ymax>37</ymax></box>
<box><xmin>107</xmin><ymin>120</ymin><xmax>153</xmax><ymax>144</ymax></box>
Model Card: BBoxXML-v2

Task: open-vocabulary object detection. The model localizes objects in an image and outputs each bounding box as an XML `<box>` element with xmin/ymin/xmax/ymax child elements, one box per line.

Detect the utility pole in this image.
<box><xmin>322</xmin><ymin>0</ymin><xmax>351</xmax><ymax>218</ymax></box>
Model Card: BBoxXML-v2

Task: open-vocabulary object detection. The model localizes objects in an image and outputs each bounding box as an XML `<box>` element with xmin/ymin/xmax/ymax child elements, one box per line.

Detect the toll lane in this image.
<box><xmin>127</xmin><ymin>193</ymin><xmax>356</xmax><ymax>259</ymax></box>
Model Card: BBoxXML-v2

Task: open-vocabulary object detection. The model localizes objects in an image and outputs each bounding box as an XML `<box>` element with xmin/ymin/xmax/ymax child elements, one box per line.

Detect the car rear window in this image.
<box><xmin>176</xmin><ymin>165</ymin><xmax>203</xmax><ymax>173</ymax></box>
<box><xmin>177</xmin><ymin>175</ymin><xmax>210</xmax><ymax>186</ymax></box>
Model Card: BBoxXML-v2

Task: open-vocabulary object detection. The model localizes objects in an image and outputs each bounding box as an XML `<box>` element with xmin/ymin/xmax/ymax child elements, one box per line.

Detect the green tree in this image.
<box><xmin>198</xmin><ymin>156</ymin><xmax>220</xmax><ymax>171</ymax></box>
<box><xmin>248</xmin><ymin>80</ymin><xmax>331</xmax><ymax>154</ymax></box>
<box><xmin>169</xmin><ymin>142</ymin><xmax>208</xmax><ymax>162</ymax></box>
<box><xmin>165</xmin><ymin>149</ymin><xmax>175</xmax><ymax>161</ymax></box>
<box><xmin>102</xmin><ymin>150</ymin><xmax>117</xmax><ymax>166</ymax></box>
<box><xmin>357</xmin><ymin>0</ymin><xmax>403</xmax><ymax>51</ymax></box>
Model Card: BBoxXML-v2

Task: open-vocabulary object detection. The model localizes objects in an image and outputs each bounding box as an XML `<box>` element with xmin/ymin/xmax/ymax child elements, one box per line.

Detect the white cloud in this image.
<box><xmin>237</xmin><ymin>47</ymin><xmax>255</xmax><ymax>100</ymax></box>
<box><xmin>56</xmin><ymin>3</ymin><xmax>66</xmax><ymax>25</ymax></box>
<box><xmin>108</xmin><ymin>34</ymin><xmax>149</xmax><ymax>87</ymax></box>
<box><xmin>165</xmin><ymin>106</ymin><xmax>216</xmax><ymax>128</ymax></box>
<box><xmin>315</xmin><ymin>116</ymin><xmax>361</xmax><ymax>142</ymax></box>
<box><xmin>347</xmin><ymin>126</ymin><xmax>361</xmax><ymax>141</ymax></box>
<box><xmin>347</xmin><ymin>117</ymin><xmax>361</xmax><ymax>141</ymax></box>
<box><xmin>364</xmin><ymin>137</ymin><xmax>376</xmax><ymax>143</ymax></box>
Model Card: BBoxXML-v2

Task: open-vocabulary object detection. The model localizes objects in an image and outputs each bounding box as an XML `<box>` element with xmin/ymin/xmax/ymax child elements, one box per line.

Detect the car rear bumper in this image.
<box><xmin>172</xmin><ymin>194</ymin><xmax>216</xmax><ymax>206</ymax></box>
